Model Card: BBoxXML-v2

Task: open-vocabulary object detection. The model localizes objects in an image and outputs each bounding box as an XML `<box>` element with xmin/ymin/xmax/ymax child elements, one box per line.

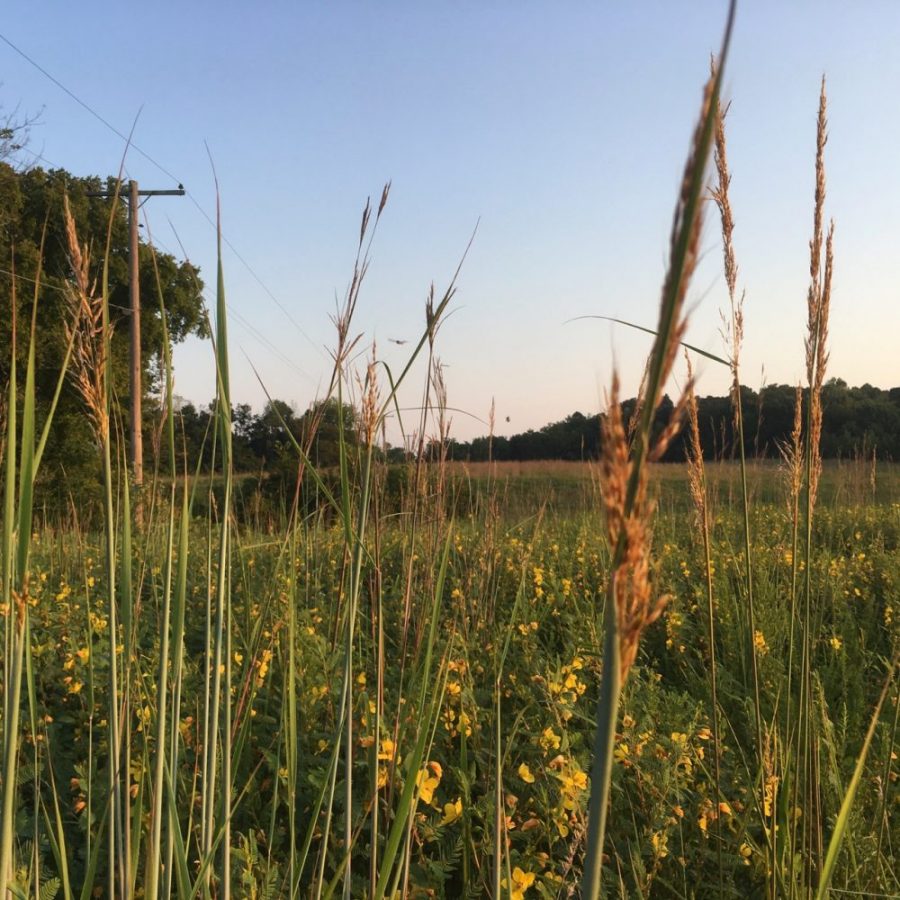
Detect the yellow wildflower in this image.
<box><xmin>753</xmin><ymin>629</ymin><xmax>769</xmax><ymax>655</ymax></box>
<box><xmin>651</xmin><ymin>831</ymin><xmax>669</xmax><ymax>859</ymax></box>
<box><xmin>518</xmin><ymin>762</ymin><xmax>535</xmax><ymax>784</ymax></box>
<box><xmin>416</xmin><ymin>761</ymin><xmax>442</xmax><ymax>806</ymax></box>
<box><xmin>440</xmin><ymin>797</ymin><xmax>463</xmax><ymax>825</ymax></box>
<box><xmin>540</xmin><ymin>726</ymin><xmax>561</xmax><ymax>752</ymax></box>
<box><xmin>501</xmin><ymin>866</ymin><xmax>535</xmax><ymax>900</ymax></box>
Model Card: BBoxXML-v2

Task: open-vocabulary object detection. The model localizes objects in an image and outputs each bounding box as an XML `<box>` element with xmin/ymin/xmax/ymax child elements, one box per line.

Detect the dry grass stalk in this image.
<box><xmin>648</xmin><ymin>70</ymin><xmax>716</xmax><ymax>398</ymax></box>
<box><xmin>597</xmin><ymin>63</ymin><xmax>725</xmax><ymax>682</ymax></box>
<box><xmin>487</xmin><ymin>397</ymin><xmax>496</xmax><ymax>465</ymax></box>
<box><xmin>709</xmin><ymin>65</ymin><xmax>769</xmax><ymax>838</ymax></box>
<box><xmin>806</xmin><ymin>80</ymin><xmax>833</xmax><ymax>508</ymax></box>
<box><xmin>684</xmin><ymin>354</ymin><xmax>725</xmax><ymax>880</ymax></box>
<box><xmin>806</xmin><ymin>80</ymin><xmax>828</xmax><ymax>386</ymax></box>
<box><xmin>780</xmin><ymin>384</ymin><xmax>804</xmax><ymax>511</ymax></box>
<box><xmin>431</xmin><ymin>358</ymin><xmax>450</xmax><ymax>450</ymax></box>
<box><xmin>328</xmin><ymin>185</ymin><xmax>390</xmax><ymax>383</ymax></box>
<box><xmin>62</xmin><ymin>195</ymin><xmax>110</xmax><ymax>444</ymax></box>
<box><xmin>711</xmin><ymin>93</ymin><xmax>739</xmax><ymax>308</ymax></box>
<box><xmin>710</xmin><ymin>77</ymin><xmax>747</xmax><ymax>442</ymax></box>
<box><xmin>599</xmin><ymin>375</ymin><xmax>668</xmax><ymax>682</ymax></box>
<box><xmin>430</xmin><ymin>359</ymin><xmax>451</xmax><ymax>502</ymax></box>
<box><xmin>626</xmin><ymin>358</ymin><xmax>650</xmax><ymax>444</ymax></box>
<box><xmin>869</xmin><ymin>447</ymin><xmax>877</xmax><ymax>499</ymax></box>
<box><xmin>358</xmin><ymin>343</ymin><xmax>380</xmax><ymax>448</ymax></box>
<box><xmin>647</xmin><ymin>389</ymin><xmax>691</xmax><ymax>463</ymax></box>
<box><xmin>583</xmin><ymin>12</ymin><xmax>735</xmax><ymax>890</ymax></box>
<box><xmin>685</xmin><ymin>358</ymin><xmax>706</xmax><ymax>521</ymax></box>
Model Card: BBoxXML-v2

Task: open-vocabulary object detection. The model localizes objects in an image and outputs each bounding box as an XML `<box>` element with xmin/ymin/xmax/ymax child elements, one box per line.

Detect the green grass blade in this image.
<box><xmin>568</xmin><ymin>315</ymin><xmax>730</xmax><ymax>366</ymax></box>
<box><xmin>815</xmin><ymin>654</ymin><xmax>898</xmax><ymax>899</ymax></box>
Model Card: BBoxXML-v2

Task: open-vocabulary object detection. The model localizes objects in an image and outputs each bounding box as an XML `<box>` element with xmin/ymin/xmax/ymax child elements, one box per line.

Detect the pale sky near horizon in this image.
<box><xmin>2</xmin><ymin>2</ymin><xmax>898</xmax><ymax>441</ymax></box>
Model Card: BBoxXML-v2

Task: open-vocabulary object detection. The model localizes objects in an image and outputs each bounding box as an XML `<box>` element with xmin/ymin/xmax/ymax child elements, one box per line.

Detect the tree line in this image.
<box><xmin>175</xmin><ymin>378</ymin><xmax>898</xmax><ymax>480</ymax></box>
<box><xmin>442</xmin><ymin>381</ymin><xmax>900</xmax><ymax>464</ymax></box>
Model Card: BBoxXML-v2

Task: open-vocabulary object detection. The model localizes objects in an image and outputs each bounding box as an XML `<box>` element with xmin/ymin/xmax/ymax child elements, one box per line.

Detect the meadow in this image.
<box><xmin>2</xmin><ymin>8</ymin><xmax>899</xmax><ymax>899</ymax></box>
<box><xmin>7</xmin><ymin>456</ymin><xmax>899</xmax><ymax>898</ymax></box>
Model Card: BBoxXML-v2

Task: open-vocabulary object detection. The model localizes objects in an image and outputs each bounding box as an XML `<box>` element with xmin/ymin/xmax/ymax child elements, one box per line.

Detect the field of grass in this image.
<box><xmin>445</xmin><ymin>458</ymin><xmax>900</xmax><ymax>519</ymax></box>
<box><xmin>2</xmin><ymin>9</ymin><xmax>899</xmax><ymax>898</ymax></box>
<box><xmin>6</xmin><ymin>459</ymin><xmax>899</xmax><ymax>897</ymax></box>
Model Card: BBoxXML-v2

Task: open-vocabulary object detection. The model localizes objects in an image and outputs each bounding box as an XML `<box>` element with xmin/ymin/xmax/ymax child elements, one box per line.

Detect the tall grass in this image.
<box><xmin>581</xmin><ymin>6</ymin><xmax>734</xmax><ymax>895</ymax></box>
<box><xmin>0</xmin><ymin>8</ymin><xmax>898</xmax><ymax>897</ymax></box>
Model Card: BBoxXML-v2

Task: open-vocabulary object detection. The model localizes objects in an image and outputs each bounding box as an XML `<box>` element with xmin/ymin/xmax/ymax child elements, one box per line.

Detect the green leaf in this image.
<box><xmin>568</xmin><ymin>315</ymin><xmax>730</xmax><ymax>366</ymax></box>
<box><xmin>39</xmin><ymin>877</ymin><xmax>61</xmax><ymax>900</ymax></box>
<box><xmin>815</xmin><ymin>653</ymin><xmax>898</xmax><ymax>899</ymax></box>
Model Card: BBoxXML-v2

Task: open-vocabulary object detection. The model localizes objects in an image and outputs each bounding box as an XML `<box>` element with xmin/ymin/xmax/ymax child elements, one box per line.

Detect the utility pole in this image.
<box><xmin>128</xmin><ymin>180</ymin><xmax>142</xmax><ymax>520</ymax></box>
<box><xmin>88</xmin><ymin>180</ymin><xmax>185</xmax><ymax>526</ymax></box>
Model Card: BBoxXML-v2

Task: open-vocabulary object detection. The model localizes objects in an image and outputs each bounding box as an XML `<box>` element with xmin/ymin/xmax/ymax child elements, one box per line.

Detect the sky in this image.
<box><xmin>2</xmin><ymin>2</ymin><xmax>899</xmax><ymax>442</ymax></box>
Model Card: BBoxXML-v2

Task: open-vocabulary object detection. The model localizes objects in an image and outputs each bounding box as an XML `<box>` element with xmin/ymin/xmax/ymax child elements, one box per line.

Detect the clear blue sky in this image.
<box><xmin>2</xmin><ymin>2</ymin><xmax>898</xmax><ymax>440</ymax></box>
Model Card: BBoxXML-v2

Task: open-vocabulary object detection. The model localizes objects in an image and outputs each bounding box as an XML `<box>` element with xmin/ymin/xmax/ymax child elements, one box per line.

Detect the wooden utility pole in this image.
<box><xmin>88</xmin><ymin>180</ymin><xmax>185</xmax><ymax>526</ymax></box>
<box><xmin>126</xmin><ymin>181</ymin><xmax>185</xmax><ymax>525</ymax></box>
<box><xmin>128</xmin><ymin>180</ymin><xmax>143</xmax><ymax>518</ymax></box>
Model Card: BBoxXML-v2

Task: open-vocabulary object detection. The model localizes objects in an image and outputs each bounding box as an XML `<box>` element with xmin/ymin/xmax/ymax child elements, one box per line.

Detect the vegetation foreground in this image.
<box><xmin>9</xmin><ymin>464</ymin><xmax>900</xmax><ymax>898</ymax></box>
<box><xmin>2</xmin><ymin>7</ymin><xmax>899</xmax><ymax>898</ymax></box>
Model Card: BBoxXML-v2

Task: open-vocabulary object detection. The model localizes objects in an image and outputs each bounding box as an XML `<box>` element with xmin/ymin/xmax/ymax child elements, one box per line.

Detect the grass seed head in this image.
<box><xmin>359</xmin><ymin>343</ymin><xmax>380</xmax><ymax>446</ymax></box>
<box><xmin>62</xmin><ymin>194</ymin><xmax>109</xmax><ymax>444</ymax></box>
<box><xmin>684</xmin><ymin>355</ymin><xmax>707</xmax><ymax>521</ymax></box>
<box><xmin>805</xmin><ymin>79</ymin><xmax>833</xmax><ymax>509</ymax></box>
<box><xmin>806</xmin><ymin>77</ymin><xmax>829</xmax><ymax>387</ymax></box>
<box><xmin>709</xmin><ymin>81</ymin><xmax>747</xmax><ymax>447</ymax></box>
<box><xmin>778</xmin><ymin>383</ymin><xmax>805</xmax><ymax>511</ymax></box>
<box><xmin>600</xmin><ymin>375</ymin><xmax>667</xmax><ymax>682</ymax></box>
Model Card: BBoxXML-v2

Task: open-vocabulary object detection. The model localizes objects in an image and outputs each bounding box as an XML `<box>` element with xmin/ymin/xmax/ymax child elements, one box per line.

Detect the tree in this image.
<box><xmin>0</xmin><ymin>101</ymin><xmax>41</xmax><ymax>169</ymax></box>
<box><xmin>297</xmin><ymin>398</ymin><xmax>359</xmax><ymax>469</ymax></box>
<box><xmin>0</xmin><ymin>163</ymin><xmax>206</xmax><ymax>510</ymax></box>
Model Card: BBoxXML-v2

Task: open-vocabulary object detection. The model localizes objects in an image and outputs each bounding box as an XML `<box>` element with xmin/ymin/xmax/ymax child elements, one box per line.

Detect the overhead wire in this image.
<box><xmin>140</xmin><ymin>211</ymin><xmax>317</xmax><ymax>383</ymax></box>
<box><xmin>0</xmin><ymin>29</ymin><xmax>327</xmax><ymax>364</ymax></box>
<box><xmin>0</xmin><ymin>31</ymin><xmax>182</xmax><ymax>185</ymax></box>
<box><xmin>0</xmin><ymin>238</ymin><xmax>316</xmax><ymax>387</ymax></box>
<box><xmin>118</xmin><ymin>161</ymin><xmax>317</xmax><ymax>380</ymax></box>
<box><xmin>15</xmin><ymin>144</ymin><xmax>60</xmax><ymax>169</ymax></box>
<box><xmin>182</xmin><ymin>191</ymin><xmax>324</xmax><ymax>357</ymax></box>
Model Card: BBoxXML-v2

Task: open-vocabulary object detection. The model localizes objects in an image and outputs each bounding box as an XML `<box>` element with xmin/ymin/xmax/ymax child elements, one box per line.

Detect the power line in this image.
<box><xmin>183</xmin><ymin>191</ymin><xmax>324</xmax><ymax>357</ymax></box>
<box><xmin>142</xmin><ymin>228</ymin><xmax>317</xmax><ymax>383</ymax></box>
<box><xmin>0</xmin><ymin>252</ymin><xmax>316</xmax><ymax>386</ymax></box>
<box><xmin>16</xmin><ymin>144</ymin><xmax>59</xmax><ymax>169</ymax></box>
<box><xmin>229</xmin><ymin>307</ymin><xmax>318</xmax><ymax>383</ymax></box>
<box><xmin>0</xmin><ymin>28</ymin><xmax>326</xmax><ymax>362</ymax></box>
<box><xmin>0</xmin><ymin>31</ymin><xmax>182</xmax><ymax>186</ymax></box>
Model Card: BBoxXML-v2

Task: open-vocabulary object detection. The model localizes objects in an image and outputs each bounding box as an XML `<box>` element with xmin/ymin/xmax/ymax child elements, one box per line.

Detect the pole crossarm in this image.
<box><xmin>86</xmin><ymin>184</ymin><xmax>185</xmax><ymax>198</ymax></box>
